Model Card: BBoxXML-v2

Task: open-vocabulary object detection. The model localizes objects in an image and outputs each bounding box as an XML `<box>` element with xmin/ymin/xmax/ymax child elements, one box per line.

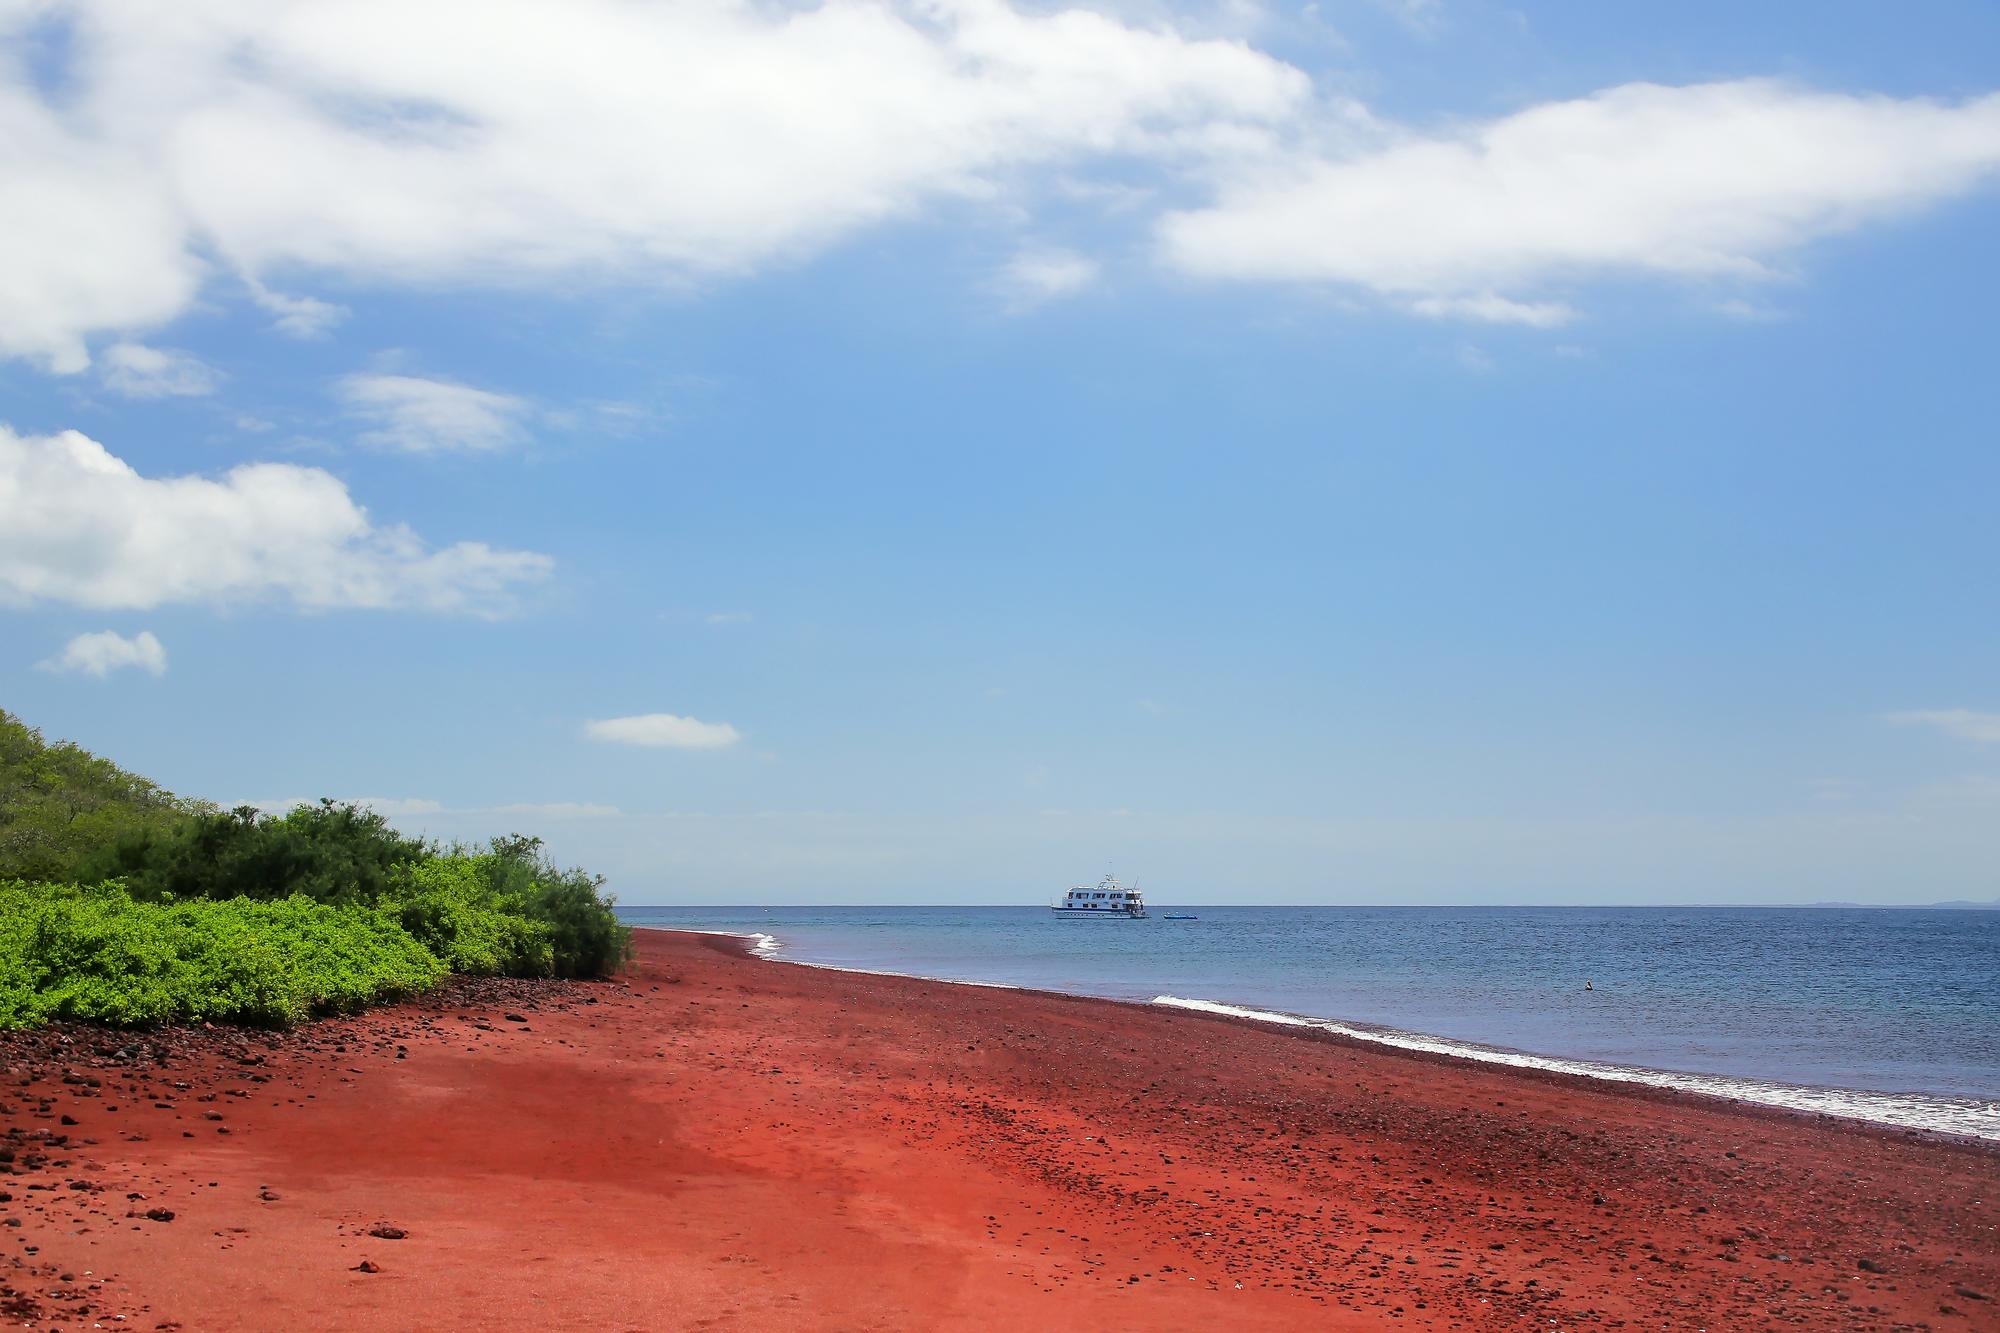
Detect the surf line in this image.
<box><xmin>1152</xmin><ymin>995</ymin><xmax>2000</xmax><ymax>1143</ymax></box>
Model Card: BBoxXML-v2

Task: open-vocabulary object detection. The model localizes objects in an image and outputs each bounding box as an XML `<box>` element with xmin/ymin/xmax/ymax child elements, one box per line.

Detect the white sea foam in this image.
<box><xmin>651</xmin><ymin>924</ymin><xmax>1025</xmax><ymax>988</ymax></box>
<box><xmin>1151</xmin><ymin>995</ymin><xmax>2000</xmax><ymax>1142</ymax></box>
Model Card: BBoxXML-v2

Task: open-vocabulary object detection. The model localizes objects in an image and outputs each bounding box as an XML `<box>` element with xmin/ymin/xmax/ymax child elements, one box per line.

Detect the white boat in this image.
<box><xmin>1052</xmin><ymin>872</ymin><xmax>1147</xmax><ymax>918</ymax></box>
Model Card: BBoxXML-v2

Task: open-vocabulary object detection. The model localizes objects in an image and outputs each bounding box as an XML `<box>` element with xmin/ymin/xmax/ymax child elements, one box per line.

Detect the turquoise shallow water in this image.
<box><xmin>616</xmin><ymin>904</ymin><xmax>2000</xmax><ymax>1139</ymax></box>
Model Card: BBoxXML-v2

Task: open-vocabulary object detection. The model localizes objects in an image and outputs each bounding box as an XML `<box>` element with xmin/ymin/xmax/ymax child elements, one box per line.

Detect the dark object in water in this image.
<box><xmin>1163</xmin><ymin>914</ymin><xmax>1199</xmax><ymax>921</ymax></box>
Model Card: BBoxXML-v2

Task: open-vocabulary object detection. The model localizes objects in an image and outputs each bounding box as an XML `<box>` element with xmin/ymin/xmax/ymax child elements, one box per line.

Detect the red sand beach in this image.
<box><xmin>4</xmin><ymin>928</ymin><xmax>1996</xmax><ymax>1331</ymax></box>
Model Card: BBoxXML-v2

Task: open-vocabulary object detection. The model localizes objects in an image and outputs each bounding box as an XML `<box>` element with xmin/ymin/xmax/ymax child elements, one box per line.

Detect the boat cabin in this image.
<box><xmin>1052</xmin><ymin>872</ymin><xmax>1147</xmax><ymax>917</ymax></box>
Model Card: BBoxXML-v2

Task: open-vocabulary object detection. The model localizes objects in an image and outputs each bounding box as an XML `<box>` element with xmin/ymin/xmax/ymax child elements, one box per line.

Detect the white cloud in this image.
<box><xmin>1711</xmin><ymin>296</ymin><xmax>1789</xmax><ymax>323</ymax></box>
<box><xmin>247</xmin><ymin>280</ymin><xmax>346</xmax><ymax>338</ymax></box>
<box><xmin>1372</xmin><ymin>0</ymin><xmax>1444</xmax><ymax>37</ymax></box>
<box><xmin>97</xmin><ymin>342</ymin><xmax>220</xmax><ymax>398</ymax></box>
<box><xmin>0</xmin><ymin>0</ymin><xmax>1305</xmax><ymax>365</ymax></box>
<box><xmin>1888</xmin><ymin>709</ymin><xmax>2000</xmax><ymax>744</ymax></box>
<box><xmin>1409</xmin><ymin>293</ymin><xmax>1576</xmax><ymax>328</ymax></box>
<box><xmin>3</xmin><ymin>11</ymin><xmax>1994</xmax><ymax>355</ymax></box>
<box><xmin>584</xmin><ymin>713</ymin><xmax>743</xmax><ymax>750</ymax></box>
<box><xmin>994</xmin><ymin>247</ymin><xmax>1101</xmax><ymax>310</ymax></box>
<box><xmin>490</xmin><ymin>801</ymin><xmax>622</xmax><ymax>820</ymax></box>
<box><xmin>0</xmin><ymin>424</ymin><xmax>551</xmax><ymax>614</ymax></box>
<box><xmin>1159</xmin><ymin>80</ymin><xmax>2000</xmax><ymax>317</ymax></box>
<box><xmin>1453</xmin><ymin>343</ymin><xmax>1494</xmax><ymax>374</ymax></box>
<box><xmin>338</xmin><ymin>373</ymin><xmax>531</xmax><ymax>453</ymax></box>
<box><xmin>705</xmin><ymin>610</ymin><xmax>754</xmax><ymax>625</ymax></box>
<box><xmin>0</xmin><ymin>82</ymin><xmax>202</xmax><ymax>372</ymax></box>
<box><xmin>36</xmin><ymin>629</ymin><xmax>168</xmax><ymax>678</ymax></box>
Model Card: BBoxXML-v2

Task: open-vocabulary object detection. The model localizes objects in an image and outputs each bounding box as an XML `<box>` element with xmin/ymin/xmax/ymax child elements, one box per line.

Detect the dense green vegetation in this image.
<box><xmin>0</xmin><ymin>711</ymin><xmax>631</xmax><ymax>1030</ymax></box>
<box><xmin>0</xmin><ymin>880</ymin><xmax>445</xmax><ymax>1028</ymax></box>
<box><xmin>1</xmin><ymin>709</ymin><xmax>208</xmax><ymax>883</ymax></box>
<box><xmin>84</xmin><ymin>799</ymin><xmax>432</xmax><ymax>907</ymax></box>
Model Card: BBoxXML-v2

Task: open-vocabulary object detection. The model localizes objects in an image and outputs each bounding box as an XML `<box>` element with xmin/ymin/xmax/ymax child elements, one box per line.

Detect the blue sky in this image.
<box><xmin>3</xmin><ymin>0</ymin><xmax>1997</xmax><ymax>904</ymax></box>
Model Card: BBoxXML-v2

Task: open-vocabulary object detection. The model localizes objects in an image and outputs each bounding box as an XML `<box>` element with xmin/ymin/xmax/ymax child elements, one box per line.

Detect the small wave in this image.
<box><xmin>1151</xmin><ymin>995</ymin><xmax>2000</xmax><ymax>1142</ymax></box>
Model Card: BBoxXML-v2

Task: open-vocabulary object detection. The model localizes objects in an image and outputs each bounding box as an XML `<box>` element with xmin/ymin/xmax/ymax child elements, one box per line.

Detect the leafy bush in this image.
<box><xmin>0</xmin><ymin>880</ymin><xmax>446</xmax><ymax>1029</ymax></box>
<box><xmin>386</xmin><ymin>855</ymin><xmax>554</xmax><ymax>976</ymax></box>
<box><xmin>82</xmin><ymin>799</ymin><xmax>432</xmax><ymax>906</ymax></box>
<box><xmin>476</xmin><ymin>835</ymin><xmax>632</xmax><ymax>979</ymax></box>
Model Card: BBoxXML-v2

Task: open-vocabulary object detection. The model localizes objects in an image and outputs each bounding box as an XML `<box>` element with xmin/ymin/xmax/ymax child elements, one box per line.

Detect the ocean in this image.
<box><xmin>614</xmin><ymin>904</ymin><xmax>2000</xmax><ymax>1140</ymax></box>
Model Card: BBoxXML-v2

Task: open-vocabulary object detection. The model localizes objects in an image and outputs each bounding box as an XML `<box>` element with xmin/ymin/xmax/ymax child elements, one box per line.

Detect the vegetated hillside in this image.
<box><xmin>0</xmin><ymin>708</ymin><xmax>631</xmax><ymax>1029</ymax></box>
<box><xmin>0</xmin><ymin>708</ymin><xmax>209</xmax><ymax>882</ymax></box>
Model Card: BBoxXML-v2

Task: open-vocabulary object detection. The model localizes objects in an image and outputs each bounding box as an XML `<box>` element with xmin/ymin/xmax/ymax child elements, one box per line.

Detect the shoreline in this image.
<box><xmin>646</xmin><ymin>923</ymin><xmax>2000</xmax><ymax>1144</ymax></box>
<box><xmin>5</xmin><ymin>928</ymin><xmax>1996</xmax><ymax>1330</ymax></box>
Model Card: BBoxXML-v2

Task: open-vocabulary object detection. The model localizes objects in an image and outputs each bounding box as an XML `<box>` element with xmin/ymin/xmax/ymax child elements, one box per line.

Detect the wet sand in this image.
<box><xmin>3</xmin><ymin>928</ymin><xmax>1995</xmax><ymax>1330</ymax></box>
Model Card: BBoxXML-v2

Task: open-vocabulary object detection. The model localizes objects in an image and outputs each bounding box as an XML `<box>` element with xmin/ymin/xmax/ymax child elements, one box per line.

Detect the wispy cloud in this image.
<box><xmin>338</xmin><ymin>374</ymin><xmax>532</xmax><ymax>453</ymax></box>
<box><xmin>247</xmin><ymin>280</ymin><xmax>347</xmax><ymax>339</ymax></box>
<box><xmin>36</xmin><ymin>629</ymin><xmax>167</xmax><ymax>678</ymax></box>
<box><xmin>994</xmin><ymin>248</ymin><xmax>1101</xmax><ymax>312</ymax></box>
<box><xmin>705</xmin><ymin>610</ymin><xmax>754</xmax><ymax>625</ymax></box>
<box><xmin>242</xmin><ymin>797</ymin><xmax>621</xmax><ymax>819</ymax></box>
<box><xmin>490</xmin><ymin>801</ymin><xmax>623</xmax><ymax>820</ymax></box>
<box><xmin>1887</xmin><ymin>709</ymin><xmax>2000</xmax><ymax>743</ymax></box>
<box><xmin>1373</xmin><ymin>0</ymin><xmax>1446</xmax><ymax>38</ymax></box>
<box><xmin>98</xmin><ymin>343</ymin><xmax>219</xmax><ymax>398</ymax></box>
<box><xmin>584</xmin><ymin>713</ymin><xmax>743</xmax><ymax>749</ymax></box>
<box><xmin>1410</xmin><ymin>293</ymin><xmax>1577</xmax><ymax>328</ymax></box>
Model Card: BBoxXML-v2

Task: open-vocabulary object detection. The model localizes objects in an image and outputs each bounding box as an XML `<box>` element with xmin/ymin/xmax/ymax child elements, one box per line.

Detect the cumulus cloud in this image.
<box><xmin>2</xmin><ymin>9</ymin><xmax>1995</xmax><ymax>353</ymax></box>
<box><xmin>97</xmin><ymin>342</ymin><xmax>220</xmax><ymax>398</ymax></box>
<box><xmin>1888</xmin><ymin>709</ymin><xmax>2000</xmax><ymax>744</ymax></box>
<box><xmin>993</xmin><ymin>247</ymin><xmax>1102</xmax><ymax>310</ymax></box>
<box><xmin>339</xmin><ymin>373</ymin><xmax>531</xmax><ymax>453</ymax></box>
<box><xmin>584</xmin><ymin>713</ymin><xmax>743</xmax><ymax>749</ymax></box>
<box><xmin>0</xmin><ymin>83</ymin><xmax>202</xmax><ymax>372</ymax></box>
<box><xmin>0</xmin><ymin>425</ymin><xmax>551</xmax><ymax>614</ymax></box>
<box><xmin>36</xmin><ymin>629</ymin><xmax>168</xmax><ymax>678</ymax></box>
<box><xmin>0</xmin><ymin>0</ymin><xmax>1305</xmax><ymax>365</ymax></box>
<box><xmin>1159</xmin><ymin>80</ymin><xmax>2000</xmax><ymax>317</ymax></box>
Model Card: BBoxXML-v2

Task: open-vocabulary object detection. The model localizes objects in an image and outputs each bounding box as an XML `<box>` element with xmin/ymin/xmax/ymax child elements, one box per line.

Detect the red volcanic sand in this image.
<box><xmin>3</xmin><ymin>930</ymin><xmax>1996</xmax><ymax>1331</ymax></box>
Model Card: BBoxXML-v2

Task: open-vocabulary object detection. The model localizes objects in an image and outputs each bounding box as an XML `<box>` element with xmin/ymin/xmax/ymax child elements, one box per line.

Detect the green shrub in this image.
<box><xmin>386</xmin><ymin>855</ymin><xmax>554</xmax><ymax>977</ymax></box>
<box><xmin>82</xmin><ymin>800</ymin><xmax>432</xmax><ymax>907</ymax></box>
<box><xmin>0</xmin><ymin>880</ymin><xmax>446</xmax><ymax>1029</ymax></box>
<box><xmin>476</xmin><ymin>835</ymin><xmax>632</xmax><ymax>979</ymax></box>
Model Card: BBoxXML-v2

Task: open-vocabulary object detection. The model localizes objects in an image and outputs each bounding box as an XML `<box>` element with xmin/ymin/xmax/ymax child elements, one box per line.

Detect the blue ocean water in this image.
<box><xmin>615</xmin><ymin>904</ymin><xmax>2000</xmax><ymax>1139</ymax></box>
